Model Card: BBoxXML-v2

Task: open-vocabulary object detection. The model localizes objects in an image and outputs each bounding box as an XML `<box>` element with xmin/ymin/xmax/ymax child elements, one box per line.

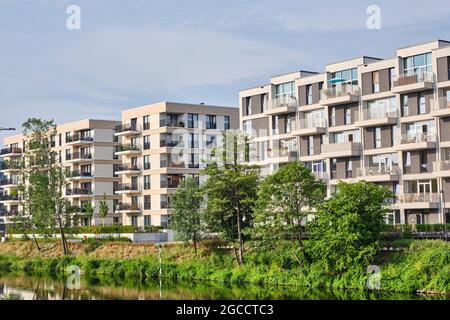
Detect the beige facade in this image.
<box><xmin>240</xmin><ymin>39</ymin><xmax>450</xmax><ymax>226</ymax></box>
<box><xmin>115</xmin><ymin>101</ymin><xmax>238</xmax><ymax>228</ymax></box>
<box><xmin>0</xmin><ymin>119</ymin><xmax>121</xmax><ymax>226</ymax></box>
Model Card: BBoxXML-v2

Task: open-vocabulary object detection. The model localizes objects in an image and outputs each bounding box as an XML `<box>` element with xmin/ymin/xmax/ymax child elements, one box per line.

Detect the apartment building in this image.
<box><xmin>240</xmin><ymin>39</ymin><xmax>450</xmax><ymax>226</ymax></box>
<box><xmin>0</xmin><ymin>119</ymin><xmax>122</xmax><ymax>227</ymax></box>
<box><xmin>115</xmin><ymin>102</ymin><xmax>238</xmax><ymax>228</ymax></box>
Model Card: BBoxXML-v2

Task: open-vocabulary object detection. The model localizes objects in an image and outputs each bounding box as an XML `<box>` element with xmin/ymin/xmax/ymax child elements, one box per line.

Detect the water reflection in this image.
<box><xmin>0</xmin><ymin>273</ymin><xmax>447</xmax><ymax>301</ymax></box>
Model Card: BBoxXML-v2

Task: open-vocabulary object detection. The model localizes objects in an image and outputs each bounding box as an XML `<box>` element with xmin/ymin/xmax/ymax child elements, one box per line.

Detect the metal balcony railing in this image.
<box><xmin>115</xmin><ymin>123</ymin><xmax>141</xmax><ymax>133</ymax></box>
<box><xmin>70</xmin><ymin>170</ymin><xmax>93</xmax><ymax>178</ymax></box>
<box><xmin>115</xmin><ymin>183</ymin><xmax>140</xmax><ymax>192</ymax></box>
<box><xmin>66</xmin><ymin>188</ymin><xmax>92</xmax><ymax>196</ymax></box>
<box><xmin>66</xmin><ymin>135</ymin><xmax>94</xmax><ymax>143</ymax></box>
<box><xmin>393</xmin><ymin>70</ymin><xmax>434</xmax><ymax>87</ymax></box>
<box><xmin>0</xmin><ymin>162</ymin><xmax>21</xmax><ymax>170</ymax></box>
<box><xmin>115</xmin><ymin>144</ymin><xmax>140</xmax><ymax>153</ymax></box>
<box><xmin>0</xmin><ymin>147</ymin><xmax>22</xmax><ymax>155</ymax></box>
<box><xmin>70</xmin><ymin>152</ymin><xmax>93</xmax><ymax>160</ymax></box>
<box><xmin>0</xmin><ymin>195</ymin><xmax>22</xmax><ymax>201</ymax></box>
<box><xmin>0</xmin><ymin>179</ymin><xmax>19</xmax><ymax>186</ymax></box>
<box><xmin>116</xmin><ymin>203</ymin><xmax>141</xmax><ymax>211</ymax></box>
<box><xmin>115</xmin><ymin>164</ymin><xmax>140</xmax><ymax>172</ymax></box>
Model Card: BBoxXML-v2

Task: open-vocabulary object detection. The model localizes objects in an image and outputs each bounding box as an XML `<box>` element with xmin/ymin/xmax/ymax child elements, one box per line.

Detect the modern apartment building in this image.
<box><xmin>115</xmin><ymin>102</ymin><xmax>239</xmax><ymax>228</ymax></box>
<box><xmin>240</xmin><ymin>39</ymin><xmax>450</xmax><ymax>226</ymax></box>
<box><xmin>0</xmin><ymin>119</ymin><xmax>122</xmax><ymax>227</ymax></box>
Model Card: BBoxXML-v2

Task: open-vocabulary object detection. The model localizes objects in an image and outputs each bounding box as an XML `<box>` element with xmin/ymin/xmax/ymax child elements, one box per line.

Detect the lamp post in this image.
<box><xmin>441</xmin><ymin>190</ymin><xmax>448</xmax><ymax>242</ymax></box>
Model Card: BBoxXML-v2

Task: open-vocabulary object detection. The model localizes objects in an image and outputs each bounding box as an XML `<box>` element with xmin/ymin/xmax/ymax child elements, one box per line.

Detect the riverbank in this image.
<box><xmin>0</xmin><ymin>239</ymin><xmax>448</xmax><ymax>295</ymax></box>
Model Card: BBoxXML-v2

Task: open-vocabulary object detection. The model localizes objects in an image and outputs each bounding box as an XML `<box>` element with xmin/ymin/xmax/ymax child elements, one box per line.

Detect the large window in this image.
<box><xmin>206</xmin><ymin>115</ymin><xmax>217</xmax><ymax>129</ymax></box>
<box><xmin>418</xmin><ymin>93</ymin><xmax>426</xmax><ymax>114</ymax></box>
<box><xmin>143</xmin><ymin>115</ymin><xmax>150</xmax><ymax>130</ymax></box>
<box><xmin>331</xmin><ymin>68</ymin><xmax>358</xmax><ymax>86</ymax></box>
<box><xmin>224</xmin><ymin>116</ymin><xmax>230</xmax><ymax>130</ymax></box>
<box><xmin>275</xmin><ymin>82</ymin><xmax>295</xmax><ymax>98</ymax></box>
<box><xmin>307</xmin><ymin>136</ymin><xmax>314</xmax><ymax>156</ymax></box>
<box><xmin>372</xmin><ymin>71</ymin><xmax>380</xmax><ymax>93</ymax></box>
<box><xmin>375</xmin><ymin>127</ymin><xmax>382</xmax><ymax>148</ymax></box>
<box><xmin>245</xmin><ymin>97</ymin><xmax>252</xmax><ymax>115</ymax></box>
<box><xmin>188</xmin><ymin>113</ymin><xmax>199</xmax><ymax>128</ymax></box>
<box><xmin>143</xmin><ymin>135</ymin><xmax>151</xmax><ymax>150</ymax></box>
<box><xmin>402</xmin><ymin>95</ymin><xmax>409</xmax><ymax>117</ymax></box>
<box><xmin>306</xmin><ymin>85</ymin><xmax>313</xmax><ymax>105</ymax></box>
<box><xmin>144</xmin><ymin>175</ymin><xmax>151</xmax><ymax>190</ymax></box>
<box><xmin>403</xmin><ymin>52</ymin><xmax>432</xmax><ymax>76</ymax></box>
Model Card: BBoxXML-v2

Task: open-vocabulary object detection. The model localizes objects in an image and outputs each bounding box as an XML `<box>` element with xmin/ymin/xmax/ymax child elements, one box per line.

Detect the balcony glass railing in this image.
<box><xmin>360</xmin><ymin>108</ymin><xmax>397</xmax><ymax>121</ymax></box>
<box><xmin>431</xmin><ymin>97</ymin><xmax>450</xmax><ymax>111</ymax></box>
<box><xmin>321</xmin><ymin>84</ymin><xmax>360</xmax><ymax>99</ymax></box>
<box><xmin>66</xmin><ymin>188</ymin><xmax>92</xmax><ymax>196</ymax></box>
<box><xmin>393</xmin><ymin>70</ymin><xmax>434</xmax><ymax>87</ymax></box>
<box><xmin>269</xmin><ymin>95</ymin><xmax>297</xmax><ymax>110</ymax></box>
<box><xmin>296</xmin><ymin>118</ymin><xmax>327</xmax><ymax>130</ymax></box>
<box><xmin>400</xmin><ymin>193</ymin><xmax>439</xmax><ymax>203</ymax></box>
<box><xmin>115</xmin><ymin>123</ymin><xmax>141</xmax><ymax>133</ymax></box>
<box><xmin>401</xmin><ymin>133</ymin><xmax>436</xmax><ymax>144</ymax></box>
<box><xmin>355</xmin><ymin>166</ymin><xmax>401</xmax><ymax>177</ymax></box>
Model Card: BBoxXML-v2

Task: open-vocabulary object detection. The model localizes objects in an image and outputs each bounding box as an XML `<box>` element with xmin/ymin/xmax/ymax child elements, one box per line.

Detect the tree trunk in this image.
<box><xmin>236</xmin><ymin>202</ymin><xmax>244</xmax><ymax>265</ymax></box>
<box><xmin>32</xmin><ymin>233</ymin><xmax>41</xmax><ymax>251</ymax></box>
<box><xmin>193</xmin><ymin>233</ymin><xmax>197</xmax><ymax>253</ymax></box>
<box><xmin>56</xmin><ymin>212</ymin><xmax>69</xmax><ymax>255</ymax></box>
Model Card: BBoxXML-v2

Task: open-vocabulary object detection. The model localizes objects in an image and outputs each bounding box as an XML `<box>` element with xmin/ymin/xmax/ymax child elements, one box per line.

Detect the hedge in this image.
<box><xmin>7</xmin><ymin>225</ymin><xmax>165</xmax><ymax>235</ymax></box>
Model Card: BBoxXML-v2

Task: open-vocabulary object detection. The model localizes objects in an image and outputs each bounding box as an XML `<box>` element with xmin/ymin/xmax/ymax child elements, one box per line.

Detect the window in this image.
<box><xmin>402</xmin><ymin>95</ymin><xmax>409</xmax><ymax>117</ymax></box>
<box><xmin>307</xmin><ymin>136</ymin><xmax>314</xmax><ymax>156</ymax></box>
<box><xmin>404</xmin><ymin>152</ymin><xmax>411</xmax><ymax>167</ymax></box>
<box><xmin>143</xmin><ymin>115</ymin><xmax>150</xmax><ymax>130</ymax></box>
<box><xmin>144</xmin><ymin>215</ymin><xmax>152</xmax><ymax>226</ymax></box>
<box><xmin>59</xmin><ymin>134</ymin><xmax>62</xmax><ymax>147</ymax></box>
<box><xmin>391</xmin><ymin>125</ymin><xmax>397</xmax><ymax>146</ymax></box>
<box><xmin>143</xmin><ymin>155</ymin><xmax>151</xmax><ymax>170</ymax></box>
<box><xmin>189</xmin><ymin>153</ymin><xmax>200</xmax><ymax>168</ymax></box>
<box><xmin>260</xmin><ymin>94</ymin><xmax>267</xmax><ymax>112</ymax></box>
<box><xmin>51</xmin><ymin>135</ymin><xmax>56</xmax><ymax>148</ymax></box>
<box><xmin>224</xmin><ymin>116</ymin><xmax>230</xmax><ymax>130</ymax></box>
<box><xmin>331</xmin><ymin>68</ymin><xmax>358</xmax><ymax>86</ymax></box>
<box><xmin>418</xmin><ymin>93</ymin><xmax>426</xmax><ymax>114</ymax></box>
<box><xmin>272</xmin><ymin>116</ymin><xmax>279</xmax><ymax>135</ymax></box>
<box><xmin>144</xmin><ymin>196</ymin><xmax>151</xmax><ymax>210</ymax></box>
<box><xmin>306</xmin><ymin>85</ymin><xmax>313</xmax><ymax>105</ymax></box>
<box><xmin>344</xmin><ymin>106</ymin><xmax>352</xmax><ymax>125</ymax></box>
<box><xmin>131</xmin><ymin>216</ymin><xmax>138</xmax><ymax>227</ymax></box>
<box><xmin>143</xmin><ymin>135</ymin><xmax>151</xmax><ymax>150</ymax></box>
<box><xmin>403</xmin><ymin>52</ymin><xmax>432</xmax><ymax>76</ymax></box>
<box><xmin>144</xmin><ymin>175</ymin><xmax>151</xmax><ymax>190</ymax></box>
<box><xmin>65</xmin><ymin>132</ymin><xmax>71</xmax><ymax>144</ymax></box>
<box><xmin>188</xmin><ymin>113</ymin><xmax>199</xmax><ymax>128</ymax></box>
<box><xmin>206</xmin><ymin>115</ymin><xmax>216</xmax><ymax>129</ymax></box>
<box><xmin>275</xmin><ymin>82</ymin><xmax>295</xmax><ymax>97</ymax></box>
<box><xmin>346</xmin><ymin>159</ymin><xmax>353</xmax><ymax>178</ymax></box>
<box><xmin>245</xmin><ymin>97</ymin><xmax>252</xmax><ymax>115</ymax></box>
<box><xmin>372</xmin><ymin>71</ymin><xmax>380</xmax><ymax>93</ymax></box>
<box><xmin>375</xmin><ymin>127</ymin><xmax>382</xmax><ymax>148</ymax></box>
<box><xmin>389</xmin><ymin>68</ymin><xmax>396</xmax><ymax>89</ymax></box>
<box><xmin>331</xmin><ymin>159</ymin><xmax>337</xmax><ymax>179</ymax></box>
<box><xmin>65</xmin><ymin>149</ymin><xmax>71</xmax><ymax>161</ymax></box>
<box><xmin>330</xmin><ymin>107</ymin><xmax>336</xmax><ymax>126</ymax></box>
<box><xmin>420</xmin><ymin>151</ymin><xmax>428</xmax><ymax>173</ymax></box>
<box><xmin>206</xmin><ymin>135</ymin><xmax>216</xmax><ymax>149</ymax></box>
<box><xmin>188</xmin><ymin>134</ymin><xmax>199</xmax><ymax>148</ymax></box>
<box><xmin>243</xmin><ymin>120</ymin><xmax>252</xmax><ymax>135</ymax></box>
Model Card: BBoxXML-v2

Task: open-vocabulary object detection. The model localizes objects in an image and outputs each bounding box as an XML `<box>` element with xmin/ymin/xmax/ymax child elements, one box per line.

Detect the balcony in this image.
<box><xmin>0</xmin><ymin>162</ymin><xmax>21</xmax><ymax>172</ymax></box>
<box><xmin>355</xmin><ymin>109</ymin><xmax>398</xmax><ymax>127</ymax></box>
<box><xmin>321</xmin><ymin>142</ymin><xmax>362</xmax><ymax>158</ymax></box>
<box><xmin>330</xmin><ymin>171</ymin><xmax>356</xmax><ymax>181</ymax></box>
<box><xmin>115</xmin><ymin>123</ymin><xmax>141</xmax><ymax>137</ymax></box>
<box><xmin>355</xmin><ymin>166</ymin><xmax>401</xmax><ymax>182</ymax></box>
<box><xmin>0</xmin><ymin>195</ymin><xmax>23</xmax><ymax>203</ymax></box>
<box><xmin>66</xmin><ymin>188</ymin><xmax>93</xmax><ymax>197</ymax></box>
<box><xmin>115</xmin><ymin>164</ymin><xmax>141</xmax><ymax>175</ymax></box>
<box><xmin>399</xmin><ymin>193</ymin><xmax>439</xmax><ymax>209</ymax></box>
<box><xmin>431</xmin><ymin>97</ymin><xmax>450</xmax><ymax>117</ymax></box>
<box><xmin>66</xmin><ymin>134</ymin><xmax>94</xmax><ymax>146</ymax></box>
<box><xmin>392</xmin><ymin>71</ymin><xmax>434</xmax><ymax>94</ymax></box>
<box><xmin>115</xmin><ymin>183</ymin><xmax>141</xmax><ymax>194</ymax></box>
<box><xmin>116</xmin><ymin>203</ymin><xmax>141</xmax><ymax>213</ymax></box>
<box><xmin>160</xmin><ymin>180</ymin><xmax>182</xmax><ymax>189</ymax></box>
<box><xmin>319</xmin><ymin>84</ymin><xmax>360</xmax><ymax>106</ymax></box>
<box><xmin>291</xmin><ymin>118</ymin><xmax>327</xmax><ymax>136</ymax></box>
<box><xmin>160</xmin><ymin>201</ymin><xmax>171</xmax><ymax>209</ymax></box>
<box><xmin>312</xmin><ymin>171</ymin><xmax>328</xmax><ymax>181</ymax></box>
<box><xmin>0</xmin><ymin>179</ymin><xmax>19</xmax><ymax>187</ymax></box>
<box><xmin>0</xmin><ymin>147</ymin><xmax>22</xmax><ymax>157</ymax></box>
<box><xmin>265</xmin><ymin>95</ymin><xmax>297</xmax><ymax>115</ymax></box>
<box><xmin>0</xmin><ymin>209</ymin><xmax>19</xmax><ymax>217</ymax></box>
<box><xmin>67</xmin><ymin>152</ymin><xmax>93</xmax><ymax>163</ymax></box>
<box><xmin>269</xmin><ymin>149</ymin><xmax>298</xmax><ymax>164</ymax></box>
<box><xmin>160</xmin><ymin>119</ymin><xmax>186</xmax><ymax>128</ymax></box>
<box><xmin>160</xmin><ymin>160</ymin><xmax>186</xmax><ymax>169</ymax></box>
<box><xmin>115</xmin><ymin>144</ymin><xmax>141</xmax><ymax>156</ymax></box>
<box><xmin>160</xmin><ymin>139</ymin><xmax>184</xmax><ymax>148</ymax></box>
<box><xmin>70</xmin><ymin>170</ymin><xmax>93</xmax><ymax>179</ymax></box>
<box><xmin>396</xmin><ymin>133</ymin><xmax>436</xmax><ymax>151</ymax></box>
<box><xmin>433</xmin><ymin>161</ymin><xmax>450</xmax><ymax>177</ymax></box>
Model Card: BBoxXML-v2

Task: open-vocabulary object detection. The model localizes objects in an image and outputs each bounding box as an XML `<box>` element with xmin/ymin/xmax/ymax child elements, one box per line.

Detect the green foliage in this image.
<box><xmin>252</xmin><ymin>161</ymin><xmax>326</xmax><ymax>249</ymax></box>
<box><xmin>307</xmin><ymin>181</ymin><xmax>394</xmax><ymax>275</ymax></box>
<box><xmin>83</xmin><ymin>201</ymin><xmax>95</xmax><ymax>226</ymax></box>
<box><xmin>99</xmin><ymin>194</ymin><xmax>109</xmax><ymax>226</ymax></box>
<box><xmin>170</xmin><ymin>177</ymin><xmax>204</xmax><ymax>250</ymax></box>
<box><xmin>7</xmin><ymin>225</ymin><xmax>138</xmax><ymax>235</ymax></box>
<box><xmin>202</xmin><ymin>131</ymin><xmax>260</xmax><ymax>264</ymax></box>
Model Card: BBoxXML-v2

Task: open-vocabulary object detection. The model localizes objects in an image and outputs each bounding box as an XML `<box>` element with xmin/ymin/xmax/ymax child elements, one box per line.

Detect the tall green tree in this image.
<box><xmin>202</xmin><ymin>131</ymin><xmax>260</xmax><ymax>265</ymax></box>
<box><xmin>19</xmin><ymin>118</ymin><xmax>71</xmax><ymax>255</ymax></box>
<box><xmin>99</xmin><ymin>194</ymin><xmax>109</xmax><ymax>227</ymax></box>
<box><xmin>170</xmin><ymin>177</ymin><xmax>204</xmax><ymax>252</ymax></box>
<box><xmin>252</xmin><ymin>161</ymin><xmax>326</xmax><ymax>251</ymax></box>
<box><xmin>83</xmin><ymin>201</ymin><xmax>95</xmax><ymax>226</ymax></box>
<box><xmin>307</xmin><ymin>181</ymin><xmax>394</xmax><ymax>274</ymax></box>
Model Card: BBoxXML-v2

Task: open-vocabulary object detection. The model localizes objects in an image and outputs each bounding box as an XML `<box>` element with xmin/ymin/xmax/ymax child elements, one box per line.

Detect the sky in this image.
<box><xmin>1</xmin><ymin>0</ymin><xmax>450</xmax><ymax>142</ymax></box>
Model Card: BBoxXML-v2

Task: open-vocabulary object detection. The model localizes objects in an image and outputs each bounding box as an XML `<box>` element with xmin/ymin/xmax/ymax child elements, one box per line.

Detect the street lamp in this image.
<box><xmin>441</xmin><ymin>190</ymin><xmax>448</xmax><ymax>242</ymax></box>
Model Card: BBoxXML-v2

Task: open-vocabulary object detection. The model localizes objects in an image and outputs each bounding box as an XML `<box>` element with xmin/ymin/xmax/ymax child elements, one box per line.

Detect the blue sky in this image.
<box><xmin>1</xmin><ymin>0</ymin><xmax>450</xmax><ymax>141</ymax></box>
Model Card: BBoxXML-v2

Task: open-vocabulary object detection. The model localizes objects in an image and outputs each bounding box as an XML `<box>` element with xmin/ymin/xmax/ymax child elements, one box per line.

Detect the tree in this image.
<box><xmin>170</xmin><ymin>177</ymin><xmax>203</xmax><ymax>252</ymax></box>
<box><xmin>83</xmin><ymin>201</ymin><xmax>95</xmax><ymax>226</ymax></box>
<box><xmin>98</xmin><ymin>194</ymin><xmax>109</xmax><ymax>227</ymax></box>
<box><xmin>252</xmin><ymin>161</ymin><xmax>326</xmax><ymax>251</ymax></box>
<box><xmin>19</xmin><ymin>118</ymin><xmax>71</xmax><ymax>255</ymax></box>
<box><xmin>307</xmin><ymin>181</ymin><xmax>394</xmax><ymax>274</ymax></box>
<box><xmin>202</xmin><ymin>131</ymin><xmax>260</xmax><ymax>265</ymax></box>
